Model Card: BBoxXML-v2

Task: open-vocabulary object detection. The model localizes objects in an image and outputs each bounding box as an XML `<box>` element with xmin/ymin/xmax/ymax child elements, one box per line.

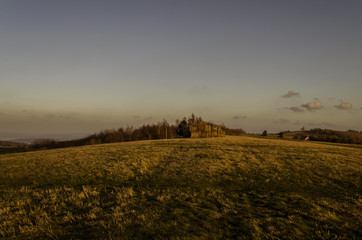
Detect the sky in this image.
<box><xmin>1</xmin><ymin>0</ymin><xmax>362</xmax><ymax>139</ymax></box>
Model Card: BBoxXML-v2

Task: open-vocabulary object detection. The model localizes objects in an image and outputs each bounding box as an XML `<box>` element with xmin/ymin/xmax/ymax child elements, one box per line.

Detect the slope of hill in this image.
<box><xmin>0</xmin><ymin>140</ymin><xmax>26</xmax><ymax>154</ymax></box>
<box><xmin>5</xmin><ymin>138</ymin><xmax>37</xmax><ymax>144</ymax></box>
<box><xmin>0</xmin><ymin>136</ymin><xmax>361</xmax><ymax>239</ymax></box>
<box><xmin>0</xmin><ymin>140</ymin><xmax>21</xmax><ymax>146</ymax></box>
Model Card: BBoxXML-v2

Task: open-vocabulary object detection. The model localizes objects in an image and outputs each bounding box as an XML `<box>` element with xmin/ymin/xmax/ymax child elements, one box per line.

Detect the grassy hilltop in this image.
<box><xmin>0</xmin><ymin>136</ymin><xmax>361</xmax><ymax>239</ymax></box>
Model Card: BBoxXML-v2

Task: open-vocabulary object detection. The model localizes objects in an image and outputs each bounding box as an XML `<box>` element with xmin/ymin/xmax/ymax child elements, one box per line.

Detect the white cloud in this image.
<box><xmin>335</xmin><ymin>101</ymin><xmax>352</xmax><ymax>110</ymax></box>
<box><xmin>289</xmin><ymin>106</ymin><xmax>305</xmax><ymax>112</ymax></box>
<box><xmin>301</xmin><ymin>101</ymin><xmax>324</xmax><ymax>111</ymax></box>
<box><xmin>282</xmin><ymin>90</ymin><xmax>300</xmax><ymax>98</ymax></box>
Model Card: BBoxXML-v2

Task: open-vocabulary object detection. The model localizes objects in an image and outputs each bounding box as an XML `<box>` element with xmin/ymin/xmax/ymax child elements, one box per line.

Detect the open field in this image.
<box><xmin>0</xmin><ymin>136</ymin><xmax>361</xmax><ymax>239</ymax></box>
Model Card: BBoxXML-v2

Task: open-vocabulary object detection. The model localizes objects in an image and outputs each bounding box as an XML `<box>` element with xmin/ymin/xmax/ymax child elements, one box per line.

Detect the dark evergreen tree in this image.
<box><xmin>177</xmin><ymin>119</ymin><xmax>191</xmax><ymax>138</ymax></box>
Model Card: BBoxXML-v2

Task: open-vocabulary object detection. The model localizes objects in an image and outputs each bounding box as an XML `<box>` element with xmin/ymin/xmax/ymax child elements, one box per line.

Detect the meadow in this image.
<box><xmin>0</xmin><ymin>136</ymin><xmax>361</xmax><ymax>239</ymax></box>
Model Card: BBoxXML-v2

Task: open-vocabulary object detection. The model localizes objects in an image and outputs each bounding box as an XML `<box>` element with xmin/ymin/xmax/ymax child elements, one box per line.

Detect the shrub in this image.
<box><xmin>278</xmin><ymin>132</ymin><xmax>284</xmax><ymax>138</ymax></box>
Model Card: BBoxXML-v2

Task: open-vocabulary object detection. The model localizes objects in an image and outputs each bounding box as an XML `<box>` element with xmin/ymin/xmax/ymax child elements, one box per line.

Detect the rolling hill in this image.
<box><xmin>0</xmin><ymin>136</ymin><xmax>361</xmax><ymax>239</ymax></box>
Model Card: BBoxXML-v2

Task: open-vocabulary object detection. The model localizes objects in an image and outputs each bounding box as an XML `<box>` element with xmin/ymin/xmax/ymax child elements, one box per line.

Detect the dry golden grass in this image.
<box><xmin>0</xmin><ymin>136</ymin><xmax>361</xmax><ymax>239</ymax></box>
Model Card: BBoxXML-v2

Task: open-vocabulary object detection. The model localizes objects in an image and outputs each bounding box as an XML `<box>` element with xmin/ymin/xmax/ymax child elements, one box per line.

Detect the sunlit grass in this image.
<box><xmin>0</xmin><ymin>136</ymin><xmax>361</xmax><ymax>239</ymax></box>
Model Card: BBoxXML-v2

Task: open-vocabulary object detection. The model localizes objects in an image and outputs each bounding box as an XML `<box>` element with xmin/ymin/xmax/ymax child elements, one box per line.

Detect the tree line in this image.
<box><xmin>27</xmin><ymin>114</ymin><xmax>245</xmax><ymax>151</ymax></box>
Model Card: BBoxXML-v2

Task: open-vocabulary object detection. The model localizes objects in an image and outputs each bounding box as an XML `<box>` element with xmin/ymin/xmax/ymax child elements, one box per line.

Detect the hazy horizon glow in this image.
<box><xmin>1</xmin><ymin>0</ymin><xmax>362</xmax><ymax>139</ymax></box>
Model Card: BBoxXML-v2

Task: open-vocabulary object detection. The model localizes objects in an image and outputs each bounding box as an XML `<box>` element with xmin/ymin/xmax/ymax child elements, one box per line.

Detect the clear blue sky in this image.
<box><xmin>1</xmin><ymin>0</ymin><xmax>361</xmax><ymax>139</ymax></box>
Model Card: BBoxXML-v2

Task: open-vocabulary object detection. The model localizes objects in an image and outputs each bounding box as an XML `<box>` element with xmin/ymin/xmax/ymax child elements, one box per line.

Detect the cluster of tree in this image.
<box><xmin>177</xmin><ymin>114</ymin><xmax>225</xmax><ymax>138</ymax></box>
<box><xmin>176</xmin><ymin>114</ymin><xmax>245</xmax><ymax>138</ymax></box>
<box><xmin>25</xmin><ymin>114</ymin><xmax>246</xmax><ymax>151</ymax></box>
<box><xmin>28</xmin><ymin>121</ymin><xmax>178</xmax><ymax>150</ymax></box>
<box><xmin>27</xmin><ymin>114</ymin><xmax>244</xmax><ymax>150</ymax></box>
<box><xmin>295</xmin><ymin>128</ymin><xmax>362</xmax><ymax>144</ymax></box>
<box><xmin>222</xmin><ymin>126</ymin><xmax>246</xmax><ymax>136</ymax></box>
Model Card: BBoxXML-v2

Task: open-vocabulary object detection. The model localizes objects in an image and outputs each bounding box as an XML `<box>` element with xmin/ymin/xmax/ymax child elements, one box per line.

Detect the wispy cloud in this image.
<box><xmin>274</xmin><ymin>119</ymin><xmax>290</xmax><ymax>124</ymax></box>
<box><xmin>45</xmin><ymin>113</ymin><xmax>70</xmax><ymax>119</ymax></box>
<box><xmin>301</xmin><ymin>101</ymin><xmax>324</xmax><ymax>111</ymax></box>
<box><xmin>335</xmin><ymin>101</ymin><xmax>352</xmax><ymax>110</ymax></box>
<box><xmin>289</xmin><ymin>106</ymin><xmax>305</xmax><ymax>112</ymax></box>
<box><xmin>233</xmin><ymin>115</ymin><xmax>247</xmax><ymax>120</ymax></box>
<box><xmin>282</xmin><ymin>90</ymin><xmax>300</xmax><ymax>98</ymax></box>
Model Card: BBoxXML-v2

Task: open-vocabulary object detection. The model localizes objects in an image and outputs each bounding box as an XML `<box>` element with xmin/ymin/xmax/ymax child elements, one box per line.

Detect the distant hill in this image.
<box><xmin>287</xmin><ymin>129</ymin><xmax>362</xmax><ymax>144</ymax></box>
<box><xmin>0</xmin><ymin>140</ymin><xmax>23</xmax><ymax>146</ymax></box>
<box><xmin>0</xmin><ymin>140</ymin><xmax>26</xmax><ymax>154</ymax></box>
<box><xmin>6</xmin><ymin>138</ymin><xmax>36</xmax><ymax>144</ymax></box>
